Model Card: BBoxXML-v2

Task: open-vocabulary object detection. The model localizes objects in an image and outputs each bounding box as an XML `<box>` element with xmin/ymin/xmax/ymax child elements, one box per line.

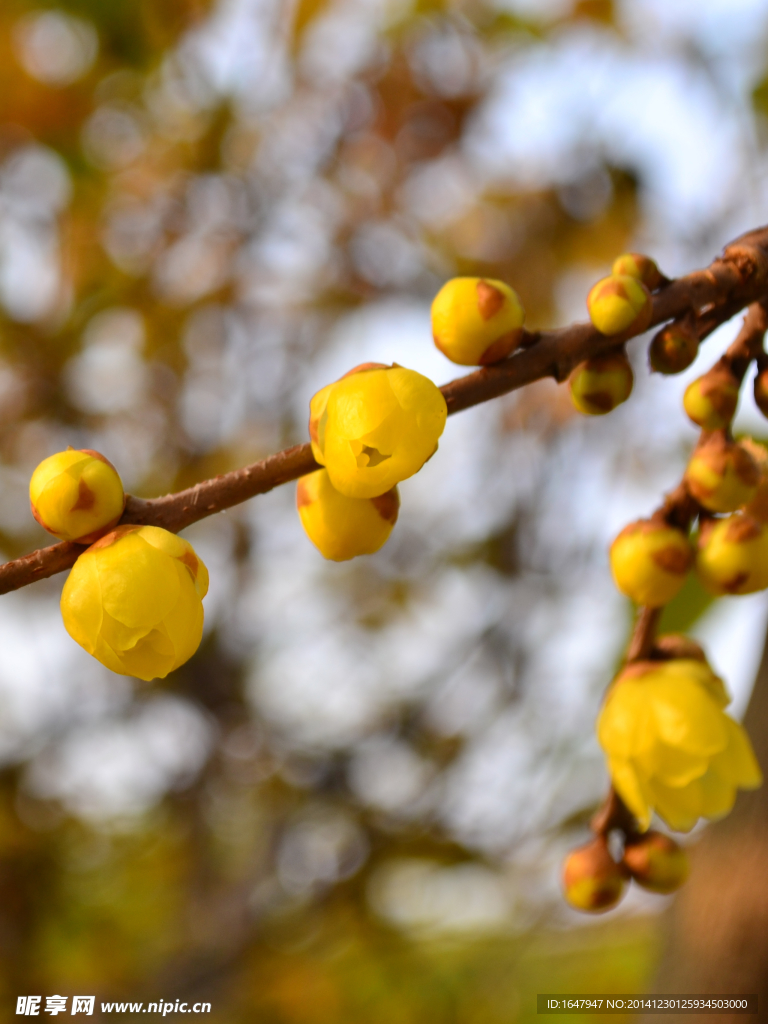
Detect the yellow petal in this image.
<box><xmin>61</xmin><ymin>554</ymin><xmax>104</xmax><ymax>650</ymax></box>
<box><xmin>636</xmin><ymin>740</ymin><xmax>709</xmax><ymax>788</ymax></box>
<box><xmin>608</xmin><ymin>757</ymin><xmax>653</xmax><ymax>831</ymax></box>
<box><xmin>138</xmin><ymin>525</ymin><xmax>209</xmax><ymax>598</ymax></box>
<box><xmin>116</xmin><ymin>627</ymin><xmax>177</xmax><ymax>681</ymax></box>
<box><xmin>647</xmin><ymin>677</ymin><xmax>728</xmax><ymax>755</ymax></box>
<box><xmin>99</xmin><ymin>608</ymin><xmax>151</xmax><ymax>656</ymax></box>
<box><xmin>710</xmin><ymin>716</ymin><xmax>763</xmax><ymax>789</ymax></box>
<box><xmin>648</xmin><ymin>778</ymin><xmax>702</xmax><ymax>832</ymax></box>
<box><xmin>329</xmin><ymin>371</ymin><xmax>398</xmax><ymax>439</ymax></box>
<box><xmin>96</xmin><ymin>534</ymin><xmax>180</xmax><ymax>629</ymax></box>
<box><xmin>89</xmin><ymin>633</ymin><xmax>129</xmax><ymax>676</ymax></box>
<box><xmin>698</xmin><ymin>767</ymin><xmax>737</xmax><ymax>820</ymax></box>
<box><xmin>598</xmin><ymin>680</ymin><xmax>651</xmax><ymax>757</ymax></box>
<box><xmin>162</xmin><ymin>562</ymin><xmax>205</xmax><ymax>670</ymax></box>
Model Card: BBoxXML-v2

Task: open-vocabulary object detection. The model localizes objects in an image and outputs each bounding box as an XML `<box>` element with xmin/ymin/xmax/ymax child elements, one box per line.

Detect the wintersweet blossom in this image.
<box><xmin>598</xmin><ymin>658</ymin><xmax>761</xmax><ymax>832</ymax></box>
<box><xmin>297</xmin><ymin>469</ymin><xmax>398</xmax><ymax>561</ymax></box>
<box><xmin>313</xmin><ymin>364</ymin><xmax>447</xmax><ymax>499</ymax></box>
<box><xmin>61</xmin><ymin>525</ymin><xmax>208</xmax><ymax>681</ymax></box>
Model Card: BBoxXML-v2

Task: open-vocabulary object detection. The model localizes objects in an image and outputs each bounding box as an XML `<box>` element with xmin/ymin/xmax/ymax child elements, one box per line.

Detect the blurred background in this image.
<box><xmin>1</xmin><ymin>0</ymin><xmax>768</xmax><ymax>1019</ymax></box>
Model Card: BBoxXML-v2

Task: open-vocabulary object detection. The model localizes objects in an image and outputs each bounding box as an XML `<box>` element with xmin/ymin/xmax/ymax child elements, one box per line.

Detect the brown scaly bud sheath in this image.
<box><xmin>5</xmin><ymin>226</ymin><xmax>768</xmax><ymax>595</ymax></box>
<box><xmin>590</xmin><ymin>786</ymin><xmax>640</xmax><ymax>840</ymax></box>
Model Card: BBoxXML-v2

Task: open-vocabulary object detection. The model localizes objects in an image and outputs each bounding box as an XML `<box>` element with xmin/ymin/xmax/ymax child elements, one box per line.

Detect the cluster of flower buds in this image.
<box><xmin>430</xmin><ymin>277</ymin><xmax>525</xmax><ymax>366</ymax></box>
<box><xmin>563</xmin><ymin>829</ymin><xmax>690</xmax><ymax>913</ymax></box>
<box><xmin>299</xmin><ymin>363</ymin><xmax>447</xmax><ymax>560</ymax></box>
<box><xmin>586</xmin><ymin>252</ymin><xmax>659</xmax><ymax>338</ymax></box>
<box><xmin>569</xmin><ymin>253</ymin><xmax>664</xmax><ymax>418</ymax></box>
<box><xmin>688</xmin><ymin>438</ymin><xmax>768</xmax><ymax>596</ymax></box>
<box><xmin>29</xmin><ymin>449</ymin><xmax>208</xmax><ymax>681</ymax></box>
<box><xmin>611</xmin><ymin>438</ymin><xmax>768</xmax><ymax>604</ymax></box>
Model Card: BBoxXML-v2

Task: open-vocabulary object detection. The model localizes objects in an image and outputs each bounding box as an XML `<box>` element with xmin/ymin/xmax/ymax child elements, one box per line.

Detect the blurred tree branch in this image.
<box><xmin>3</xmin><ymin>223</ymin><xmax>768</xmax><ymax>596</ymax></box>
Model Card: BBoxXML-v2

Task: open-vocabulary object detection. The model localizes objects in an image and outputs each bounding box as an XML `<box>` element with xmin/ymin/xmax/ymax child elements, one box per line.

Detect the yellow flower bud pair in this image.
<box><xmin>587</xmin><ymin>253</ymin><xmax>659</xmax><ymax>337</ymax></box>
<box><xmin>563</xmin><ymin>830</ymin><xmax>689</xmax><ymax>913</ymax></box>
<box><xmin>611</xmin><ymin>513</ymin><xmax>768</xmax><ymax>605</ymax></box>
<box><xmin>301</xmin><ymin>363</ymin><xmax>447</xmax><ymax>561</ymax></box>
<box><xmin>30</xmin><ymin>449</ymin><xmax>208</xmax><ymax>681</ymax></box>
<box><xmin>570</xmin><ymin>253</ymin><xmax>662</xmax><ymax>417</ymax></box>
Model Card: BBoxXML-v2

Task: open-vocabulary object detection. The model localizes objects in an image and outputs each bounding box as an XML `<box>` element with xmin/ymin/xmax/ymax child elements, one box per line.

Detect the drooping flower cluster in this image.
<box><xmin>29</xmin><ymin>449</ymin><xmax>207</xmax><ymax>680</ymax></box>
<box><xmin>567</xmin><ymin>252</ymin><xmax>663</xmax><ymax>418</ymax></box>
<box><xmin>598</xmin><ymin>656</ymin><xmax>761</xmax><ymax>832</ymax></box>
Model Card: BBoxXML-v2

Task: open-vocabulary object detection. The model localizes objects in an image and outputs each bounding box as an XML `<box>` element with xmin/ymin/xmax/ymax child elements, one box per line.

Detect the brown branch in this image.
<box><xmin>4</xmin><ymin>226</ymin><xmax>768</xmax><ymax>596</ymax></box>
<box><xmin>625</xmin><ymin>606</ymin><xmax>663</xmax><ymax>663</ymax></box>
<box><xmin>722</xmin><ymin>296</ymin><xmax>768</xmax><ymax>381</ymax></box>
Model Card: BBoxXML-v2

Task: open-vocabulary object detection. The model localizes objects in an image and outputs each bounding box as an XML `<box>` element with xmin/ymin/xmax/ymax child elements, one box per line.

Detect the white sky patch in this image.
<box><xmin>26</xmin><ymin>696</ymin><xmax>213</xmax><ymax>822</ymax></box>
<box><xmin>368</xmin><ymin>858</ymin><xmax>515</xmax><ymax>935</ymax></box>
<box><xmin>467</xmin><ymin>29</ymin><xmax>745</xmax><ymax>229</ymax></box>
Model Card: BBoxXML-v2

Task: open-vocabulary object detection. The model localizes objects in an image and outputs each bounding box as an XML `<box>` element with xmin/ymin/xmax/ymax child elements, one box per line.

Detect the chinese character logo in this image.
<box><xmin>71</xmin><ymin>998</ymin><xmax>94</xmax><ymax>1016</ymax></box>
<box><xmin>16</xmin><ymin>997</ymin><xmax>41</xmax><ymax>1015</ymax></box>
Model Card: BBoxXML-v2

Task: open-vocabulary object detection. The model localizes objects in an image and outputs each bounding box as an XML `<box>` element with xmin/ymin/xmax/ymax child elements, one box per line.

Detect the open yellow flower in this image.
<box><xmin>30</xmin><ymin>448</ymin><xmax>125</xmax><ymax>543</ymax></box>
<box><xmin>598</xmin><ymin>658</ymin><xmax>761</xmax><ymax>832</ymax></box>
<box><xmin>297</xmin><ymin>469</ymin><xmax>398</xmax><ymax>561</ymax></box>
<box><xmin>61</xmin><ymin>525</ymin><xmax>208</xmax><ymax>681</ymax></box>
<box><xmin>317</xmin><ymin>364</ymin><xmax>447</xmax><ymax>498</ymax></box>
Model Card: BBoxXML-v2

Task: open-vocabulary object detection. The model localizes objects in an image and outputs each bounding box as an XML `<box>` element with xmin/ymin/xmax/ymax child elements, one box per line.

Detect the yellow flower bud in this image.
<box><xmin>696</xmin><ymin>513</ymin><xmax>768</xmax><ymax>595</ymax></box>
<box><xmin>685</xmin><ymin>434</ymin><xmax>759</xmax><ymax>513</ymax></box>
<box><xmin>431</xmin><ymin>277</ymin><xmax>525</xmax><ymax>366</ymax></box>
<box><xmin>754</xmin><ymin>364</ymin><xmax>768</xmax><ymax>420</ymax></box>
<box><xmin>622</xmin><ymin>831</ymin><xmax>689</xmax><ymax>894</ymax></box>
<box><xmin>598</xmin><ymin>658</ymin><xmax>762</xmax><ymax>832</ymax></box>
<box><xmin>611</xmin><ymin>252</ymin><xmax>663</xmax><ymax>291</ymax></box>
<box><xmin>562</xmin><ymin>836</ymin><xmax>627</xmax><ymax>913</ymax></box>
<box><xmin>649</xmin><ymin>321</ymin><xmax>698</xmax><ymax>375</ymax></box>
<box><xmin>587</xmin><ymin>274</ymin><xmax>652</xmax><ymax>336</ymax></box>
<box><xmin>683</xmin><ymin>368</ymin><xmax>739</xmax><ymax>430</ymax></box>
<box><xmin>297</xmin><ymin>469</ymin><xmax>398</xmax><ymax>561</ymax></box>
<box><xmin>569</xmin><ymin>348</ymin><xmax>633</xmax><ymax>416</ymax></box>
<box><xmin>308</xmin><ymin>363</ymin><xmax>389</xmax><ymax>465</ymax></box>
<box><xmin>61</xmin><ymin>525</ymin><xmax>208</xmax><ymax>681</ymax></box>
<box><xmin>741</xmin><ymin>438</ymin><xmax>768</xmax><ymax>523</ymax></box>
<box><xmin>321</xmin><ymin>364</ymin><xmax>447</xmax><ymax>499</ymax></box>
<box><xmin>610</xmin><ymin>519</ymin><xmax>692</xmax><ymax>607</ymax></box>
<box><xmin>30</xmin><ymin>449</ymin><xmax>125</xmax><ymax>543</ymax></box>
